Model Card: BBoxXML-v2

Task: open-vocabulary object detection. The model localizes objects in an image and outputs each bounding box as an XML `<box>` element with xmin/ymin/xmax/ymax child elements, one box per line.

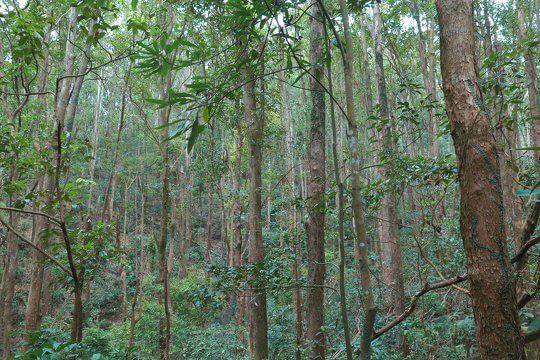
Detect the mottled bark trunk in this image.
<box><xmin>306</xmin><ymin>1</ymin><xmax>326</xmax><ymax>358</ymax></box>
<box><xmin>437</xmin><ymin>1</ymin><xmax>525</xmax><ymax>358</ymax></box>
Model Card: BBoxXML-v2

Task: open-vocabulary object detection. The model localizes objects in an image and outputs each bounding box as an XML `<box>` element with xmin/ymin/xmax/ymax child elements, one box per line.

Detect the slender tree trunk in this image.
<box><xmin>280</xmin><ymin>49</ymin><xmax>303</xmax><ymax>360</ymax></box>
<box><xmin>231</xmin><ymin>106</ymin><xmax>246</xmax><ymax>353</ymax></box>
<box><xmin>1</xmin><ymin>198</ymin><xmax>20</xmax><ymax>359</ymax></box>
<box><xmin>373</xmin><ymin>3</ymin><xmax>407</xmax><ymax>354</ymax></box>
<box><xmin>24</xmin><ymin>182</ymin><xmax>47</xmax><ymax>340</ymax></box>
<box><xmin>325</xmin><ymin>27</ymin><xmax>352</xmax><ymax>360</ymax></box>
<box><xmin>205</xmin><ymin>193</ymin><xmax>214</xmax><ymax>262</ymax></box>
<box><xmin>306</xmin><ymin>2</ymin><xmax>326</xmax><ymax>358</ymax></box>
<box><xmin>87</xmin><ymin>74</ymin><xmax>103</xmax><ymax>215</ymax></box>
<box><xmin>240</xmin><ymin>36</ymin><xmax>268</xmax><ymax>360</ymax></box>
<box><xmin>437</xmin><ymin>1</ymin><xmax>525</xmax><ymax>358</ymax></box>
<box><xmin>518</xmin><ymin>8</ymin><xmax>540</xmax><ymax>159</ymax></box>
<box><xmin>156</xmin><ymin>9</ymin><xmax>174</xmax><ymax>358</ymax></box>
<box><xmin>65</xmin><ymin>19</ymin><xmax>96</xmax><ymax>133</ymax></box>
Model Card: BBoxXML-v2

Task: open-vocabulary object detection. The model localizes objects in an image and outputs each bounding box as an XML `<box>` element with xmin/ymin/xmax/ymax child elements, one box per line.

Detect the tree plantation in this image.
<box><xmin>1</xmin><ymin>0</ymin><xmax>539</xmax><ymax>359</ymax></box>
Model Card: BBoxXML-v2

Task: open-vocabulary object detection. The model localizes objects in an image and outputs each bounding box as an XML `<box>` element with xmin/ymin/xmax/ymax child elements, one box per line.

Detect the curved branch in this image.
<box><xmin>0</xmin><ymin>206</ymin><xmax>62</xmax><ymax>226</ymax></box>
<box><xmin>0</xmin><ymin>216</ymin><xmax>71</xmax><ymax>275</ymax></box>
<box><xmin>372</xmin><ymin>274</ymin><xmax>468</xmax><ymax>340</ymax></box>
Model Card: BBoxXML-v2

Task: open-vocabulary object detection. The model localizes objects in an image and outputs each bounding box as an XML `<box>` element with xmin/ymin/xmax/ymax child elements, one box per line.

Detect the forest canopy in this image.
<box><xmin>0</xmin><ymin>0</ymin><xmax>539</xmax><ymax>359</ymax></box>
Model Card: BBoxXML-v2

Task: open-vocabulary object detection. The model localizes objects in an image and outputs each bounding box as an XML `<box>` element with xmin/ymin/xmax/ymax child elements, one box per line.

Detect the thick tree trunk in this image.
<box><xmin>306</xmin><ymin>2</ymin><xmax>326</xmax><ymax>358</ymax></box>
<box><xmin>437</xmin><ymin>1</ymin><xmax>525</xmax><ymax>358</ymax></box>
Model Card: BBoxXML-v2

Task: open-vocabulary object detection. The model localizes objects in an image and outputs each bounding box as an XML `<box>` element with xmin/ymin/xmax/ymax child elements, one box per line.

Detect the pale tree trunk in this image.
<box><xmin>325</xmin><ymin>25</ymin><xmax>352</xmax><ymax>359</ymax></box>
<box><xmin>306</xmin><ymin>2</ymin><xmax>326</xmax><ymax>358</ymax></box>
<box><xmin>120</xmin><ymin>182</ymin><xmax>129</xmax><ymax>321</ymax></box>
<box><xmin>437</xmin><ymin>1</ymin><xmax>525</xmax><ymax>358</ymax></box>
<box><xmin>373</xmin><ymin>2</ymin><xmax>407</xmax><ymax>354</ymax></box>
<box><xmin>412</xmin><ymin>0</ymin><xmax>439</xmax><ymax>158</ymax></box>
<box><xmin>24</xmin><ymin>8</ymin><xmax>80</xmax><ymax>340</ymax></box>
<box><xmin>331</xmin><ymin>1</ymin><xmax>377</xmax><ymax>359</ymax></box>
<box><xmin>179</xmin><ymin>150</ymin><xmax>192</xmax><ymax>279</ymax></box>
<box><xmin>518</xmin><ymin>8</ymin><xmax>540</xmax><ymax>158</ymax></box>
<box><xmin>87</xmin><ymin>73</ymin><xmax>103</xmax><ymax>215</ymax></box>
<box><xmin>279</xmin><ymin>50</ymin><xmax>303</xmax><ymax>359</ymax></box>
<box><xmin>24</xmin><ymin>23</ymin><xmax>54</xmax><ymax>336</ymax></box>
<box><xmin>205</xmin><ymin>193</ymin><xmax>214</xmax><ymax>262</ymax></box>
<box><xmin>66</xmin><ymin>19</ymin><xmax>96</xmax><ymax>133</ymax></box>
<box><xmin>102</xmin><ymin>66</ymin><xmax>130</xmax><ymax>223</ymax></box>
<box><xmin>24</xmin><ymin>183</ymin><xmax>48</xmax><ymax>340</ymax></box>
<box><xmin>240</xmin><ymin>36</ymin><xmax>268</xmax><ymax>360</ymax></box>
<box><xmin>231</xmin><ymin>106</ymin><xmax>246</xmax><ymax>353</ymax></box>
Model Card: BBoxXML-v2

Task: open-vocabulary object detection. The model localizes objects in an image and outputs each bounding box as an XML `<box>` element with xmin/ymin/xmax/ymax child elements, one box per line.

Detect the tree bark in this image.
<box><xmin>437</xmin><ymin>1</ymin><xmax>525</xmax><ymax>358</ymax></box>
<box><xmin>306</xmin><ymin>1</ymin><xmax>326</xmax><ymax>358</ymax></box>
<box><xmin>240</xmin><ymin>36</ymin><xmax>268</xmax><ymax>360</ymax></box>
<box><xmin>518</xmin><ymin>8</ymin><xmax>540</xmax><ymax>155</ymax></box>
<box><xmin>373</xmin><ymin>2</ymin><xmax>407</xmax><ymax>354</ymax></box>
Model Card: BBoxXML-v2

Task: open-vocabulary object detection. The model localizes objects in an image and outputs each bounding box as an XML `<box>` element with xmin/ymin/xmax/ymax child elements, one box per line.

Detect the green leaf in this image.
<box><xmin>515</xmin><ymin>189</ymin><xmax>540</xmax><ymax>197</ymax></box>
<box><xmin>131</xmin><ymin>0</ymin><xmax>138</xmax><ymax>10</ymax></box>
<box><xmin>529</xmin><ymin>318</ymin><xmax>540</xmax><ymax>333</ymax></box>
<box><xmin>517</xmin><ymin>146</ymin><xmax>540</xmax><ymax>151</ymax></box>
<box><xmin>187</xmin><ymin>119</ymin><xmax>205</xmax><ymax>152</ymax></box>
<box><xmin>202</xmin><ymin>107</ymin><xmax>210</xmax><ymax>124</ymax></box>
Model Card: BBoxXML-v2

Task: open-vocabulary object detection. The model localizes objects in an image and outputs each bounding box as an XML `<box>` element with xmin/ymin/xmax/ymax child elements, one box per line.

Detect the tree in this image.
<box><xmin>437</xmin><ymin>0</ymin><xmax>525</xmax><ymax>357</ymax></box>
<box><xmin>373</xmin><ymin>2</ymin><xmax>407</xmax><ymax>354</ymax></box>
<box><xmin>240</xmin><ymin>33</ymin><xmax>269</xmax><ymax>360</ymax></box>
<box><xmin>306</xmin><ymin>1</ymin><xmax>327</xmax><ymax>358</ymax></box>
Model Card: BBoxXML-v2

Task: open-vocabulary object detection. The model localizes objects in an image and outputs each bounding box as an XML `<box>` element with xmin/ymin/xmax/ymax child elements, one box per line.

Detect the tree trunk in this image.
<box><xmin>280</xmin><ymin>49</ymin><xmax>303</xmax><ymax>360</ymax></box>
<box><xmin>24</xmin><ymin>182</ymin><xmax>47</xmax><ymax>340</ymax></box>
<box><xmin>518</xmin><ymin>8</ymin><xmax>540</xmax><ymax>161</ymax></box>
<box><xmin>241</xmin><ymin>36</ymin><xmax>268</xmax><ymax>360</ymax></box>
<box><xmin>1</xmin><ymin>204</ymin><xmax>20</xmax><ymax>359</ymax></box>
<box><xmin>155</xmin><ymin>8</ymin><xmax>174</xmax><ymax>358</ymax></box>
<box><xmin>306</xmin><ymin>2</ymin><xmax>327</xmax><ymax>359</ymax></box>
<box><xmin>437</xmin><ymin>1</ymin><xmax>525</xmax><ymax>358</ymax></box>
<box><xmin>231</xmin><ymin>105</ymin><xmax>246</xmax><ymax>353</ymax></box>
<box><xmin>325</xmin><ymin>22</ymin><xmax>352</xmax><ymax>359</ymax></box>
<box><xmin>318</xmin><ymin>3</ymin><xmax>378</xmax><ymax>358</ymax></box>
<box><xmin>373</xmin><ymin>2</ymin><xmax>407</xmax><ymax>354</ymax></box>
<box><xmin>205</xmin><ymin>192</ymin><xmax>214</xmax><ymax>262</ymax></box>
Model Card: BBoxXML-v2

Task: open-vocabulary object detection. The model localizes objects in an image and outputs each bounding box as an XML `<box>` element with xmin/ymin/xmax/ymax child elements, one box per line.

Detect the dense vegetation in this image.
<box><xmin>0</xmin><ymin>0</ymin><xmax>538</xmax><ymax>359</ymax></box>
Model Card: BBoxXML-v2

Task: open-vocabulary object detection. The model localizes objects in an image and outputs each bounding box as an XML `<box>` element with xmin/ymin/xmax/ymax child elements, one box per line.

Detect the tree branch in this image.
<box><xmin>0</xmin><ymin>206</ymin><xmax>62</xmax><ymax>226</ymax></box>
<box><xmin>0</xmin><ymin>216</ymin><xmax>71</xmax><ymax>275</ymax></box>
